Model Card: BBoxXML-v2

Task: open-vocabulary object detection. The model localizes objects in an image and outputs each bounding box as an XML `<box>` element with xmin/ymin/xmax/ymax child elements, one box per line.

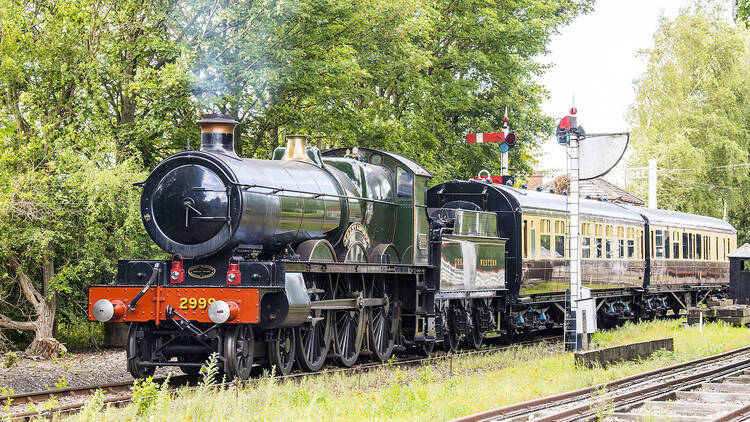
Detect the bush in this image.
<box><xmin>131</xmin><ymin>377</ymin><xmax>159</xmax><ymax>415</ymax></box>
<box><xmin>3</xmin><ymin>351</ymin><xmax>19</xmax><ymax>368</ymax></box>
<box><xmin>56</xmin><ymin>320</ymin><xmax>104</xmax><ymax>351</ymax></box>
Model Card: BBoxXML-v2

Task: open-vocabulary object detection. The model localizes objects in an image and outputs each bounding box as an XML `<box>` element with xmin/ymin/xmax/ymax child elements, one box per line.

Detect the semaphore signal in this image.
<box><xmin>466</xmin><ymin>107</ymin><xmax>517</xmax><ymax>185</ymax></box>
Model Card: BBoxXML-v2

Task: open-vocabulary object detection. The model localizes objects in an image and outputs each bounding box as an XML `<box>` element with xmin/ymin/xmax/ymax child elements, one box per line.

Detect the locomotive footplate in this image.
<box><xmin>88</xmin><ymin>285</ymin><xmax>260</xmax><ymax>325</ymax></box>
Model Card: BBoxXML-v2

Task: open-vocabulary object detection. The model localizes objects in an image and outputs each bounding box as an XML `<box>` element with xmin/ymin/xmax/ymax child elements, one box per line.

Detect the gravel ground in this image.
<box><xmin>0</xmin><ymin>349</ymin><xmax>180</xmax><ymax>394</ymax></box>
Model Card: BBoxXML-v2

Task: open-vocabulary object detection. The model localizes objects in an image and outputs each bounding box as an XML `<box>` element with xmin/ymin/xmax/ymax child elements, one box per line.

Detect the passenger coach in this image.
<box><xmin>427</xmin><ymin>179</ymin><xmax>736</xmax><ymax>332</ymax></box>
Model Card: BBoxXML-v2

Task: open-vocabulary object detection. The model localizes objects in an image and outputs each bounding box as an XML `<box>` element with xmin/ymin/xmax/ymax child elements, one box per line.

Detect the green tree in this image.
<box><xmin>0</xmin><ymin>0</ymin><xmax>183</xmax><ymax>352</ymax></box>
<box><xmin>628</xmin><ymin>1</ymin><xmax>750</xmax><ymax>241</ymax></box>
<box><xmin>185</xmin><ymin>0</ymin><xmax>591</xmax><ymax>181</ymax></box>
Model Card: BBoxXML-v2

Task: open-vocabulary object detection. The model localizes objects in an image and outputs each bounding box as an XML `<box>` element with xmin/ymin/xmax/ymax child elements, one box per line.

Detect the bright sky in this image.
<box><xmin>535</xmin><ymin>0</ymin><xmax>734</xmax><ymax>186</ymax></box>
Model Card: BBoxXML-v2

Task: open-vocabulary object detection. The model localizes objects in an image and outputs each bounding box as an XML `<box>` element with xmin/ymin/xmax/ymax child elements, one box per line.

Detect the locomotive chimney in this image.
<box><xmin>282</xmin><ymin>134</ymin><xmax>313</xmax><ymax>162</ymax></box>
<box><xmin>197</xmin><ymin>114</ymin><xmax>240</xmax><ymax>157</ymax></box>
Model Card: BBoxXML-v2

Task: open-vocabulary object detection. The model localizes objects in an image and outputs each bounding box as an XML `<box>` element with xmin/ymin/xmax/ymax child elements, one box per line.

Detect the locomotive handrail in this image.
<box><xmin>235</xmin><ymin>182</ymin><xmax>398</xmax><ymax>206</ymax></box>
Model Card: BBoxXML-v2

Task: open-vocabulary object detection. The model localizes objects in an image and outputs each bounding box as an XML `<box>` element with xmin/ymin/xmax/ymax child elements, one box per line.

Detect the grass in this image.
<box><xmin>58</xmin><ymin>319</ymin><xmax>750</xmax><ymax>422</ymax></box>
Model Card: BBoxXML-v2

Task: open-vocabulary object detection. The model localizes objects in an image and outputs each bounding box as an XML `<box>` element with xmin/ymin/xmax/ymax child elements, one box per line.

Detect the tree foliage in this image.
<box><xmin>0</xmin><ymin>0</ymin><xmax>590</xmax><ymax>350</ymax></box>
<box><xmin>185</xmin><ymin>0</ymin><xmax>591</xmax><ymax>180</ymax></box>
<box><xmin>628</xmin><ymin>1</ymin><xmax>750</xmax><ymax>242</ymax></box>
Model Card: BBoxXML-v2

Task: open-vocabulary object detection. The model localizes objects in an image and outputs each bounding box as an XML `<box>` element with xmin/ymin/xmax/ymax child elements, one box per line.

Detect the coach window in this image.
<box><xmin>555</xmin><ymin>235</ymin><xmax>565</xmax><ymax>258</ymax></box>
<box><xmin>654</xmin><ymin>230</ymin><xmax>664</xmax><ymax>258</ymax></box>
<box><xmin>595</xmin><ymin>237</ymin><xmax>603</xmax><ymax>258</ymax></box>
<box><xmin>704</xmin><ymin>236</ymin><xmax>709</xmax><ymax>261</ymax></box>
<box><xmin>523</xmin><ymin>220</ymin><xmax>528</xmax><ymax>258</ymax></box>
<box><xmin>696</xmin><ymin>234</ymin><xmax>702</xmax><ymax>260</ymax></box>
<box><xmin>639</xmin><ymin>230</ymin><xmax>644</xmax><ymax>259</ymax></box>
<box><xmin>605</xmin><ymin>238</ymin><xmax>613</xmax><ymax>259</ymax></box>
<box><xmin>689</xmin><ymin>233</ymin><xmax>695</xmax><ymax>259</ymax></box>
<box><xmin>582</xmin><ymin>237</ymin><xmax>591</xmax><ymax>258</ymax></box>
<box><xmin>649</xmin><ymin>230</ymin><xmax>654</xmax><ymax>258</ymax></box>
<box><xmin>673</xmin><ymin>231</ymin><xmax>680</xmax><ymax>259</ymax></box>
<box><xmin>664</xmin><ymin>231</ymin><xmax>670</xmax><ymax>259</ymax></box>
<box><xmin>618</xmin><ymin>238</ymin><xmax>625</xmax><ymax>258</ymax></box>
<box><xmin>714</xmin><ymin>236</ymin><xmax>719</xmax><ymax>261</ymax></box>
<box><xmin>530</xmin><ymin>222</ymin><xmax>536</xmax><ymax>259</ymax></box>
<box><xmin>540</xmin><ymin>234</ymin><xmax>551</xmax><ymax>258</ymax></box>
<box><xmin>627</xmin><ymin>239</ymin><xmax>635</xmax><ymax>258</ymax></box>
<box><xmin>682</xmin><ymin>233</ymin><xmax>689</xmax><ymax>260</ymax></box>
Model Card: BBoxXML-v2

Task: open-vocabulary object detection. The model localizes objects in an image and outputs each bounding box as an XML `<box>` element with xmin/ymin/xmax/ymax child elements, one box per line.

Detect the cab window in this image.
<box><xmin>396</xmin><ymin>167</ymin><xmax>413</xmax><ymax>198</ymax></box>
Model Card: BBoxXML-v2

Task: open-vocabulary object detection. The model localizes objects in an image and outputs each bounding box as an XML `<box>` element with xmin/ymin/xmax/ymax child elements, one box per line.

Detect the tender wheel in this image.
<box><xmin>442</xmin><ymin>309</ymin><xmax>459</xmax><ymax>353</ymax></box>
<box><xmin>367</xmin><ymin>278</ymin><xmax>396</xmax><ymax>362</ymax></box>
<box><xmin>465</xmin><ymin>322</ymin><xmax>483</xmax><ymax>350</ymax></box>
<box><xmin>127</xmin><ymin>322</ymin><xmax>156</xmax><ymax>379</ymax></box>
<box><xmin>443</xmin><ymin>327</ymin><xmax>459</xmax><ymax>353</ymax></box>
<box><xmin>333</xmin><ymin>277</ymin><xmax>365</xmax><ymax>367</ymax></box>
<box><xmin>295</xmin><ymin>276</ymin><xmax>331</xmax><ymax>372</ymax></box>
<box><xmin>223</xmin><ymin>324</ymin><xmax>254</xmax><ymax>381</ymax></box>
<box><xmin>268</xmin><ymin>327</ymin><xmax>296</xmax><ymax>376</ymax></box>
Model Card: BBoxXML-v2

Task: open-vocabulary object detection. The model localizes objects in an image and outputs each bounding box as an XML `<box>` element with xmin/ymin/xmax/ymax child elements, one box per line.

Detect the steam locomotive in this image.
<box><xmin>88</xmin><ymin>115</ymin><xmax>735</xmax><ymax>380</ymax></box>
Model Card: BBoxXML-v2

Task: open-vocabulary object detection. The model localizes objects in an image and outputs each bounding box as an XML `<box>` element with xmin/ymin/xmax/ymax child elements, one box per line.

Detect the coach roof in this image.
<box><xmin>620</xmin><ymin>205</ymin><xmax>736</xmax><ymax>234</ymax></box>
<box><xmin>487</xmin><ymin>183</ymin><xmax>645</xmax><ymax>225</ymax></box>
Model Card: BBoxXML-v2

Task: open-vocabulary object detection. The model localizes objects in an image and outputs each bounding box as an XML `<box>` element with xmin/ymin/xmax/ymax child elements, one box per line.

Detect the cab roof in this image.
<box><xmin>324</xmin><ymin>148</ymin><xmax>432</xmax><ymax>178</ymax></box>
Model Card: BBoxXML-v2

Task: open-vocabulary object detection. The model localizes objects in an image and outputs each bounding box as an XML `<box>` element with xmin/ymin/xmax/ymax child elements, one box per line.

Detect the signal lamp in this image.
<box><xmin>226</xmin><ymin>256</ymin><xmax>242</xmax><ymax>285</ymax></box>
<box><xmin>170</xmin><ymin>255</ymin><xmax>184</xmax><ymax>283</ymax></box>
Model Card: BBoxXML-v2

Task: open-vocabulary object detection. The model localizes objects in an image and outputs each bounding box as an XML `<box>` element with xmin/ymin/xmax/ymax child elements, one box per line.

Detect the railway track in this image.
<box><xmin>454</xmin><ymin>344</ymin><xmax>750</xmax><ymax>422</ymax></box>
<box><xmin>2</xmin><ymin>335</ymin><xmax>561</xmax><ymax>420</ymax></box>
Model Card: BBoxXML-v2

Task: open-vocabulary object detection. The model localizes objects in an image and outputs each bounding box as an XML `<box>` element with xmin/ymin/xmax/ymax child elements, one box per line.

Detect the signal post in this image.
<box><xmin>556</xmin><ymin>107</ymin><xmax>630</xmax><ymax>351</ymax></box>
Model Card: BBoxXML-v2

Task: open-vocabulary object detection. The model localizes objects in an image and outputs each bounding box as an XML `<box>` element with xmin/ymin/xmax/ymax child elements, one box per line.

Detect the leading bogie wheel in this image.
<box><xmin>223</xmin><ymin>324</ymin><xmax>254</xmax><ymax>381</ymax></box>
<box><xmin>127</xmin><ymin>322</ymin><xmax>156</xmax><ymax>379</ymax></box>
<box><xmin>268</xmin><ymin>327</ymin><xmax>296</xmax><ymax>376</ymax></box>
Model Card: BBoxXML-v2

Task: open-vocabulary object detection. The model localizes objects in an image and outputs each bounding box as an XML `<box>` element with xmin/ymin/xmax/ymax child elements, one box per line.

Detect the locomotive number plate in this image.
<box><xmin>179</xmin><ymin>297</ymin><xmax>215</xmax><ymax>310</ymax></box>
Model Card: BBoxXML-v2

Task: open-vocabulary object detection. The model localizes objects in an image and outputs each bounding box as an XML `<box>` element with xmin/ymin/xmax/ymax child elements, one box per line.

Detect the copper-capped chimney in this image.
<box><xmin>197</xmin><ymin>114</ymin><xmax>239</xmax><ymax>156</ymax></box>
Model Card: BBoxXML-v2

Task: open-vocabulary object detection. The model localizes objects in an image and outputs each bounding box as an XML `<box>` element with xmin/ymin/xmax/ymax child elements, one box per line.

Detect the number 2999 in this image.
<box><xmin>179</xmin><ymin>297</ymin><xmax>215</xmax><ymax>310</ymax></box>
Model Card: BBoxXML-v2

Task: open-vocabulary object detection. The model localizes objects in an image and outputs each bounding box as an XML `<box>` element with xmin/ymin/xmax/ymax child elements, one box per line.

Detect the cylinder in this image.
<box><xmin>258</xmin><ymin>273</ymin><xmax>311</xmax><ymax>329</ymax></box>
